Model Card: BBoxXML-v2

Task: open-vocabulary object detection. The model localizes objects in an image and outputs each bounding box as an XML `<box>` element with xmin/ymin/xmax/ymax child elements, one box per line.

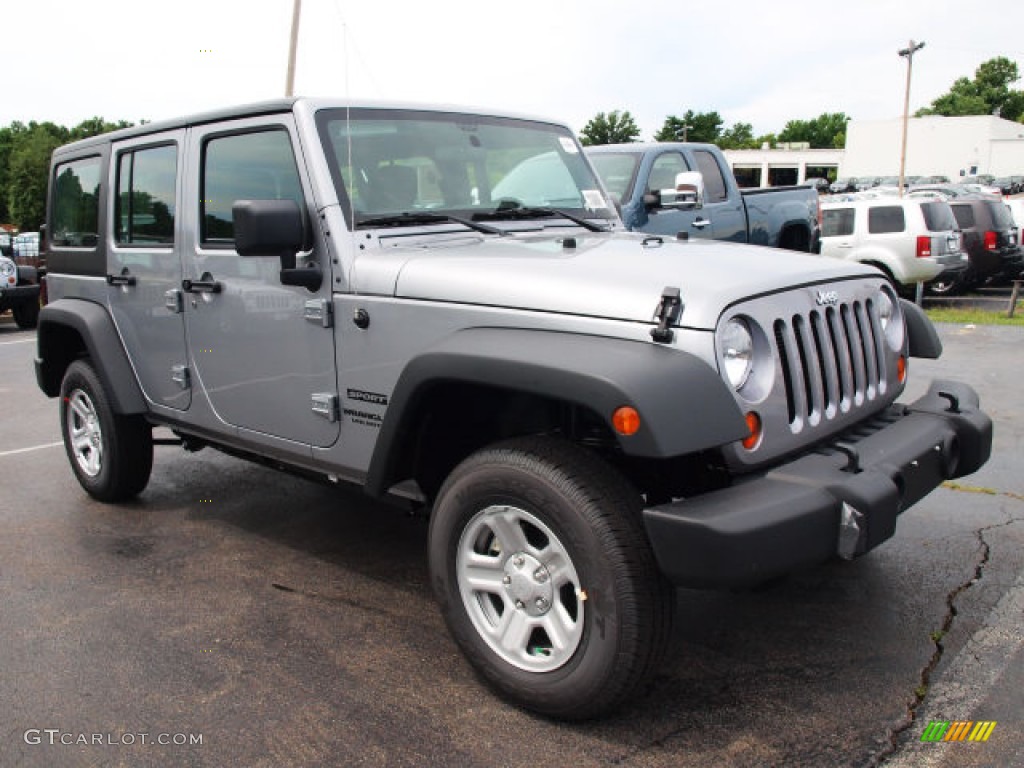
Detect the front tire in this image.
<box><xmin>13</xmin><ymin>299</ymin><xmax>40</xmax><ymax>329</ymax></box>
<box><xmin>428</xmin><ymin>437</ymin><xmax>674</xmax><ymax>719</ymax></box>
<box><xmin>59</xmin><ymin>359</ymin><xmax>153</xmax><ymax>502</ymax></box>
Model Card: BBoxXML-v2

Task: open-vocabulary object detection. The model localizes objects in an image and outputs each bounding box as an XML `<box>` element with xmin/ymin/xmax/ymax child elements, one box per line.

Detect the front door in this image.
<box><xmin>107</xmin><ymin>132</ymin><xmax>191</xmax><ymax>410</ymax></box>
<box><xmin>182</xmin><ymin>116</ymin><xmax>339</xmax><ymax>448</ymax></box>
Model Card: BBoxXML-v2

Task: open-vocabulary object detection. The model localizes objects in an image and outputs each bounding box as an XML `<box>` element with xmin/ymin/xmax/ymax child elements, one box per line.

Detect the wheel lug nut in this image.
<box><xmin>502</xmin><ymin>575</ymin><xmax>511</xmax><ymax>585</ymax></box>
<box><xmin>515</xmin><ymin>600</ymin><xmax>524</xmax><ymax>610</ymax></box>
<box><xmin>513</xmin><ymin>556</ymin><xmax>525</xmax><ymax>568</ymax></box>
<box><xmin>534</xmin><ymin>569</ymin><xmax>547</xmax><ymax>582</ymax></box>
<box><xmin>535</xmin><ymin>597</ymin><xmax>548</xmax><ymax>610</ymax></box>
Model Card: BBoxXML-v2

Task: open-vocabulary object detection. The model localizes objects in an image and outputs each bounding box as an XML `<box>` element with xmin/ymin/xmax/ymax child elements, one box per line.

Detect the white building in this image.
<box><xmin>843</xmin><ymin>115</ymin><xmax>1024</xmax><ymax>180</ymax></box>
<box><xmin>722</xmin><ymin>115</ymin><xmax>1024</xmax><ymax>187</ymax></box>
<box><xmin>723</xmin><ymin>145</ymin><xmax>843</xmax><ymax>187</ymax></box>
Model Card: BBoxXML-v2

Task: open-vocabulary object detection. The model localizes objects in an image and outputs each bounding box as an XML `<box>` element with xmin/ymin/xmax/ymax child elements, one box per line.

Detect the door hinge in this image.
<box><xmin>171</xmin><ymin>364</ymin><xmax>191</xmax><ymax>390</ymax></box>
<box><xmin>304</xmin><ymin>298</ymin><xmax>333</xmax><ymax>328</ymax></box>
<box><xmin>165</xmin><ymin>288</ymin><xmax>184</xmax><ymax>314</ymax></box>
<box><xmin>311</xmin><ymin>393</ymin><xmax>339</xmax><ymax>422</ymax></box>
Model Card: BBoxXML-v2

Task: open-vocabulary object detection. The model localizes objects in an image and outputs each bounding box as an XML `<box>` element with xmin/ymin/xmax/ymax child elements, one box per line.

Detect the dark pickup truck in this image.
<box><xmin>586</xmin><ymin>142</ymin><xmax>821</xmax><ymax>252</ymax></box>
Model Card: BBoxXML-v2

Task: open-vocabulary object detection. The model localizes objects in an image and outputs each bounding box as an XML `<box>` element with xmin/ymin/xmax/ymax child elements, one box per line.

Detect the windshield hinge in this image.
<box><xmin>304</xmin><ymin>298</ymin><xmax>333</xmax><ymax>328</ymax></box>
<box><xmin>651</xmin><ymin>286</ymin><xmax>683</xmax><ymax>343</ymax></box>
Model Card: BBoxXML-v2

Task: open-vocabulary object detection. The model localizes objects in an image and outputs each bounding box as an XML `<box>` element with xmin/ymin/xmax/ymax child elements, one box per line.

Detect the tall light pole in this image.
<box><xmin>285</xmin><ymin>0</ymin><xmax>302</xmax><ymax>97</ymax></box>
<box><xmin>898</xmin><ymin>40</ymin><xmax>925</xmax><ymax>197</ymax></box>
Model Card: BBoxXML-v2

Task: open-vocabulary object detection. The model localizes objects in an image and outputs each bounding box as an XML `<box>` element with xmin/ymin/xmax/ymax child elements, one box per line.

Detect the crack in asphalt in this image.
<box><xmin>867</xmin><ymin>514</ymin><xmax>1022</xmax><ymax>768</ymax></box>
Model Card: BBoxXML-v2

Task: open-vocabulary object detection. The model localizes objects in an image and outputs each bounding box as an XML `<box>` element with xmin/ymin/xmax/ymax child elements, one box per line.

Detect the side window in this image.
<box><xmin>52</xmin><ymin>157</ymin><xmax>102</xmax><ymax>247</ymax></box>
<box><xmin>116</xmin><ymin>144</ymin><xmax>177</xmax><ymax>245</ymax></box>
<box><xmin>201</xmin><ymin>129</ymin><xmax>304</xmax><ymax>245</ymax></box>
<box><xmin>648</xmin><ymin>152</ymin><xmax>689</xmax><ymax>192</ymax></box>
<box><xmin>692</xmin><ymin>150</ymin><xmax>728</xmax><ymax>202</ymax></box>
<box><xmin>867</xmin><ymin>206</ymin><xmax>905</xmax><ymax>234</ymax></box>
<box><xmin>822</xmin><ymin>208</ymin><xmax>855</xmax><ymax>237</ymax></box>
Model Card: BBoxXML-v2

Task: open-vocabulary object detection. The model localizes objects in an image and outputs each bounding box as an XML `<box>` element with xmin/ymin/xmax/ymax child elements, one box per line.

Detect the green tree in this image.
<box><xmin>7</xmin><ymin>126</ymin><xmax>66</xmax><ymax>230</ymax></box>
<box><xmin>578</xmin><ymin>110</ymin><xmax>640</xmax><ymax>146</ymax></box>
<box><xmin>655</xmin><ymin>111</ymin><xmax>723</xmax><ymax>144</ymax></box>
<box><xmin>1</xmin><ymin>117</ymin><xmax>133</xmax><ymax>231</ymax></box>
<box><xmin>718</xmin><ymin>122</ymin><xmax>757</xmax><ymax>149</ymax></box>
<box><xmin>777</xmin><ymin>112</ymin><xmax>849</xmax><ymax>148</ymax></box>
<box><xmin>917</xmin><ymin>57</ymin><xmax>1024</xmax><ymax>121</ymax></box>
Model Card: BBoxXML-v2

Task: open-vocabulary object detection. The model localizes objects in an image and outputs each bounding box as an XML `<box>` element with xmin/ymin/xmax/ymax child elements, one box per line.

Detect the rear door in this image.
<box><xmin>107</xmin><ymin>133</ymin><xmax>191</xmax><ymax>410</ymax></box>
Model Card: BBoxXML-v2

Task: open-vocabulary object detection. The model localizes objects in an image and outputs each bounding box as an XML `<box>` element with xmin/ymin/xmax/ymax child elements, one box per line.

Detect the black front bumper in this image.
<box><xmin>643</xmin><ymin>380</ymin><xmax>992</xmax><ymax>588</ymax></box>
<box><xmin>0</xmin><ymin>284</ymin><xmax>40</xmax><ymax>309</ymax></box>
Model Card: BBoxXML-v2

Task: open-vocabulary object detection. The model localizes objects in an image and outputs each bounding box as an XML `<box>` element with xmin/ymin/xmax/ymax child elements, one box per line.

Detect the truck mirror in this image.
<box><xmin>670</xmin><ymin>171</ymin><xmax>705</xmax><ymax>209</ymax></box>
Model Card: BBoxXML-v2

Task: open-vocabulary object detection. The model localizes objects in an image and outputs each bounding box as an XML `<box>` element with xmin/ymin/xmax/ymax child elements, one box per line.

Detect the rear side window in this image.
<box><xmin>985</xmin><ymin>201</ymin><xmax>1014</xmax><ymax>229</ymax></box>
<box><xmin>52</xmin><ymin>157</ymin><xmax>102</xmax><ymax>247</ymax></box>
<box><xmin>920</xmin><ymin>201</ymin><xmax>957</xmax><ymax>232</ymax></box>
<box><xmin>116</xmin><ymin>144</ymin><xmax>177</xmax><ymax>245</ymax></box>
<box><xmin>201</xmin><ymin>129</ymin><xmax>304</xmax><ymax>245</ymax></box>
<box><xmin>822</xmin><ymin>208</ymin><xmax>854</xmax><ymax>237</ymax></box>
<box><xmin>693</xmin><ymin>150</ymin><xmax>728</xmax><ymax>202</ymax></box>
<box><xmin>951</xmin><ymin>204</ymin><xmax>975</xmax><ymax>228</ymax></box>
<box><xmin>867</xmin><ymin>206</ymin><xmax>905</xmax><ymax>234</ymax></box>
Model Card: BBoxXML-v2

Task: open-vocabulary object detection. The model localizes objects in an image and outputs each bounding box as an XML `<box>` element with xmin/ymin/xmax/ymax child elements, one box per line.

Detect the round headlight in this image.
<box><xmin>721</xmin><ymin>318</ymin><xmax>754</xmax><ymax>390</ymax></box>
<box><xmin>0</xmin><ymin>258</ymin><xmax>16</xmax><ymax>280</ymax></box>
<box><xmin>876</xmin><ymin>289</ymin><xmax>905</xmax><ymax>351</ymax></box>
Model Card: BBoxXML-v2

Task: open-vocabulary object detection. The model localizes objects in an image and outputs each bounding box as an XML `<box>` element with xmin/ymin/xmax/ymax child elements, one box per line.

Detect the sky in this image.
<box><xmin>3</xmin><ymin>0</ymin><xmax>1023</xmax><ymax>139</ymax></box>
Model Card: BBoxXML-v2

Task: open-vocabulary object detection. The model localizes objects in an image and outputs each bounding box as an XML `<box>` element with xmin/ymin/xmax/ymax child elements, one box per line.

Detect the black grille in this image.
<box><xmin>773</xmin><ymin>300</ymin><xmax>887</xmax><ymax>432</ymax></box>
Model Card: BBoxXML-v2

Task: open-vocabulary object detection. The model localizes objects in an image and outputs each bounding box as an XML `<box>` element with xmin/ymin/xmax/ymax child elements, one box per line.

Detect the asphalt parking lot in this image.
<box><xmin>1</xmin><ymin>314</ymin><xmax>1021</xmax><ymax>768</ymax></box>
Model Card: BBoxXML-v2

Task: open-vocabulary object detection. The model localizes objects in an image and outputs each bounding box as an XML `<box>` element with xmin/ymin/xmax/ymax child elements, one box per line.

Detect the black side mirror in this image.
<box><xmin>232</xmin><ymin>200</ymin><xmax>322</xmax><ymax>291</ymax></box>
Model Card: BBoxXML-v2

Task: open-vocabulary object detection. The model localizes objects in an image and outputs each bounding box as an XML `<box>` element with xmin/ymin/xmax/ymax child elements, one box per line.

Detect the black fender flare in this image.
<box><xmin>35</xmin><ymin>298</ymin><xmax>147</xmax><ymax>414</ymax></box>
<box><xmin>364</xmin><ymin>327</ymin><xmax>748</xmax><ymax>496</ymax></box>
<box><xmin>900</xmin><ymin>299</ymin><xmax>942</xmax><ymax>359</ymax></box>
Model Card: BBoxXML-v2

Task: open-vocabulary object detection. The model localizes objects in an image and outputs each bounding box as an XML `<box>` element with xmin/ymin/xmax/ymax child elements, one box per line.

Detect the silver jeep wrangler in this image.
<box><xmin>36</xmin><ymin>99</ymin><xmax>992</xmax><ymax>719</ymax></box>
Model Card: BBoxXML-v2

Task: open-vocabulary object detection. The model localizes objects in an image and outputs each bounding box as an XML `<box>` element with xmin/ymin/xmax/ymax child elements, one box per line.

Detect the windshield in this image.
<box><xmin>316</xmin><ymin>108</ymin><xmax>615</xmax><ymax>227</ymax></box>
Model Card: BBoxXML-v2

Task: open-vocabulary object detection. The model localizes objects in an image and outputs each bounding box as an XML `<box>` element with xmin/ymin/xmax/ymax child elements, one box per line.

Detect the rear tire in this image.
<box><xmin>927</xmin><ymin>274</ymin><xmax>965</xmax><ymax>296</ymax></box>
<box><xmin>59</xmin><ymin>359</ymin><xmax>153</xmax><ymax>502</ymax></box>
<box><xmin>428</xmin><ymin>437</ymin><xmax>675</xmax><ymax>720</ymax></box>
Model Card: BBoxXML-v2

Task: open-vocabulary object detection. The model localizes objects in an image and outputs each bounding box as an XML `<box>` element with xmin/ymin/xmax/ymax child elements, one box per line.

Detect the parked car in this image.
<box><xmin>855</xmin><ymin>177</ymin><xmax>879</xmax><ymax>191</ymax></box>
<box><xmin>992</xmin><ymin>177</ymin><xmax>1017</xmax><ymax>195</ymax></box>
<box><xmin>803</xmin><ymin>177</ymin><xmax>831</xmax><ymax>194</ymax></box>
<box><xmin>34</xmin><ymin>97</ymin><xmax>992</xmax><ymax>719</ymax></box>
<box><xmin>0</xmin><ymin>252</ymin><xmax>42</xmax><ymax>328</ymax></box>
<box><xmin>584</xmin><ymin>142</ymin><xmax>821</xmax><ymax>251</ymax></box>
<box><xmin>830</xmin><ymin>177</ymin><xmax>857</xmax><ymax>194</ymax></box>
<box><xmin>819</xmin><ymin>197</ymin><xmax>966</xmax><ymax>293</ymax></box>
<box><xmin>928</xmin><ymin>196</ymin><xmax>1023</xmax><ymax>294</ymax></box>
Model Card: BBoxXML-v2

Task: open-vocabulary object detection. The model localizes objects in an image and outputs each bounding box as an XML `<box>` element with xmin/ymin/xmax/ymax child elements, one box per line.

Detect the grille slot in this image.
<box><xmin>774</xmin><ymin>300</ymin><xmax>886</xmax><ymax>433</ymax></box>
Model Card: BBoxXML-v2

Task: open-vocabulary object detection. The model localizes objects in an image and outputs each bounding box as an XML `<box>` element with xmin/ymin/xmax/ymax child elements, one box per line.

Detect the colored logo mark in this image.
<box><xmin>920</xmin><ymin>720</ymin><xmax>997</xmax><ymax>742</ymax></box>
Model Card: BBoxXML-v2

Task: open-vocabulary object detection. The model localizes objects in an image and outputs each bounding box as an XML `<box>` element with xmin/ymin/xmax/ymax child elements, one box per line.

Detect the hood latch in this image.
<box><xmin>651</xmin><ymin>286</ymin><xmax>683</xmax><ymax>343</ymax></box>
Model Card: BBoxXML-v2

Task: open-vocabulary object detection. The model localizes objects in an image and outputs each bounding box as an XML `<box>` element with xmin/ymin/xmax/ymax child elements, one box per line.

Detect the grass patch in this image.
<box><xmin>924</xmin><ymin>306</ymin><xmax>1024</xmax><ymax>326</ymax></box>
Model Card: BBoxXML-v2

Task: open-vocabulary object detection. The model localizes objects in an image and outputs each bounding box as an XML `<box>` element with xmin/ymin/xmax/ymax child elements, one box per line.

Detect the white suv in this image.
<box><xmin>820</xmin><ymin>197</ymin><xmax>966</xmax><ymax>291</ymax></box>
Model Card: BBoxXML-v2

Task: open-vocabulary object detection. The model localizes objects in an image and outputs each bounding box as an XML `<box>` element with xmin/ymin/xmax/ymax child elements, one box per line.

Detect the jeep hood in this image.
<box><xmin>358</xmin><ymin>232</ymin><xmax>880</xmax><ymax>330</ymax></box>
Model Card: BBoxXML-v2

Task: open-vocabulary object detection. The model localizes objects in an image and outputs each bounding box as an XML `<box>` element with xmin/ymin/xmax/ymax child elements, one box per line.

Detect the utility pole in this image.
<box><xmin>897</xmin><ymin>39</ymin><xmax>925</xmax><ymax>198</ymax></box>
<box><xmin>285</xmin><ymin>0</ymin><xmax>302</xmax><ymax>97</ymax></box>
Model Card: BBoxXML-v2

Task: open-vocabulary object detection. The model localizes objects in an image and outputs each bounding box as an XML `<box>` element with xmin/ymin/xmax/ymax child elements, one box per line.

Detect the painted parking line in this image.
<box><xmin>0</xmin><ymin>338</ymin><xmax>36</xmax><ymax>346</ymax></box>
<box><xmin>0</xmin><ymin>441</ymin><xmax>63</xmax><ymax>458</ymax></box>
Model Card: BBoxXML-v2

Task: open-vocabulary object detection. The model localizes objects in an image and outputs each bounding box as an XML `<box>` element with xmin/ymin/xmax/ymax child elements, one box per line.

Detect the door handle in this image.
<box><xmin>106</xmin><ymin>272</ymin><xmax>137</xmax><ymax>286</ymax></box>
<box><xmin>691</xmin><ymin>218</ymin><xmax>710</xmax><ymax>230</ymax></box>
<box><xmin>182</xmin><ymin>275</ymin><xmax>222</xmax><ymax>294</ymax></box>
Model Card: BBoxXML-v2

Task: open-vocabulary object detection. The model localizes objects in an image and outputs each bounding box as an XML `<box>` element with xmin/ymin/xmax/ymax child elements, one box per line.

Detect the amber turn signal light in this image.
<box><xmin>612</xmin><ymin>406</ymin><xmax>641</xmax><ymax>436</ymax></box>
<box><xmin>897</xmin><ymin>355</ymin><xmax>907</xmax><ymax>384</ymax></box>
<box><xmin>742</xmin><ymin>411</ymin><xmax>762</xmax><ymax>450</ymax></box>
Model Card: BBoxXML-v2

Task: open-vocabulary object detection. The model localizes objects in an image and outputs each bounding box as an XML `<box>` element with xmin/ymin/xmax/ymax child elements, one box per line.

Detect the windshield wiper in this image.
<box><xmin>475</xmin><ymin>205</ymin><xmax>610</xmax><ymax>232</ymax></box>
<box><xmin>357</xmin><ymin>211</ymin><xmax>506</xmax><ymax>236</ymax></box>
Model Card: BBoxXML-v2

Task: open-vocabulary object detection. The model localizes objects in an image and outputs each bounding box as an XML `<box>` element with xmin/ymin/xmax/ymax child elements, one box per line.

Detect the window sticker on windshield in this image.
<box><xmin>559</xmin><ymin>137</ymin><xmax>579</xmax><ymax>154</ymax></box>
<box><xmin>582</xmin><ymin>190</ymin><xmax>607</xmax><ymax>210</ymax></box>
